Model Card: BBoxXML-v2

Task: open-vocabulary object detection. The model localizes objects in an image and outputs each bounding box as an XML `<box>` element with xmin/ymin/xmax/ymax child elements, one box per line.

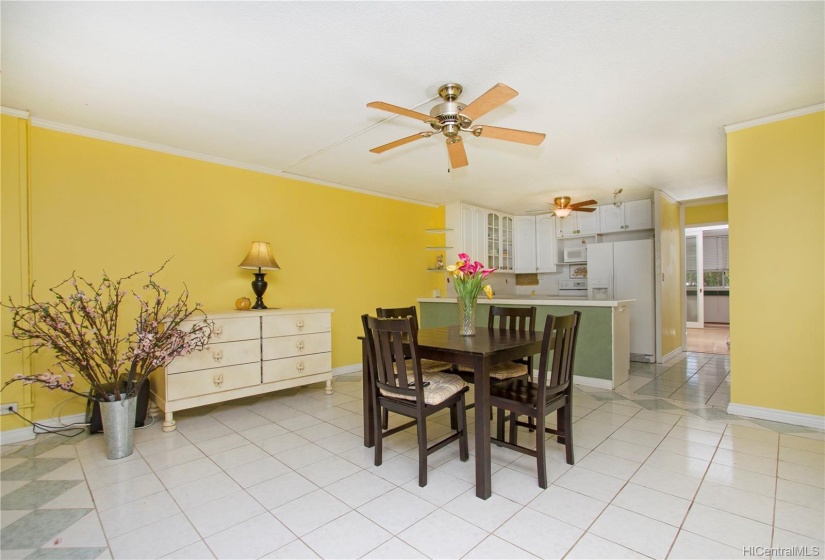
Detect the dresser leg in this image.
<box><xmin>162</xmin><ymin>412</ymin><xmax>177</xmax><ymax>432</ymax></box>
<box><xmin>325</xmin><ymin>379</ymin><xmax>333</xmax><ymax>395</ymax></box>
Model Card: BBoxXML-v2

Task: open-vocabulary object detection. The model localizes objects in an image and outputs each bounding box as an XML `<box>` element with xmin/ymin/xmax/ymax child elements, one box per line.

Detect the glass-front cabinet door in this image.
<box><xmin>487</xmin><ymin>212</ymin><xmax>500</xmax><ymax>269</ymax></box>
<box><xmin>501</xmin><ymin>215</ymin><xmax>513</xmax><ymax>271</ymax></box>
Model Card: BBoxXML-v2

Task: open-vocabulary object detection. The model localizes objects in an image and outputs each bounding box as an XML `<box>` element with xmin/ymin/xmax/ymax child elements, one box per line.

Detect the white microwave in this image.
<box><xmin>563</xmin><ymin>246</ymin><xmax>587</xmax><ymax>263</ymax></box>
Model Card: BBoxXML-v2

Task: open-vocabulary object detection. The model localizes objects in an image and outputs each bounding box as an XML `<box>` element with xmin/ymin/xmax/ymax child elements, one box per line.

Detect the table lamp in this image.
<box><xmin>238</xmin><ymin>241</ymin><xmax>280</xmax><ymax>309</ymax></box>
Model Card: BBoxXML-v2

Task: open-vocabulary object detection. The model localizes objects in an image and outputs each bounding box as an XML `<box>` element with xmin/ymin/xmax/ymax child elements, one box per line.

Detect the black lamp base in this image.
<box><xmin>251</xmin><ymin>271</ymin><xmax>269</xmax><ymax>309</ymax></box>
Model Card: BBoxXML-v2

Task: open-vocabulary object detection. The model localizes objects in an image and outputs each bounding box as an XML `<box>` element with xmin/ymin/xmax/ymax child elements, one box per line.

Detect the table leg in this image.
<box><xmin>361</xmin><ymin>338</ymin><xmax>375</xmax><ymax>448</ymax></box>
<box><xmin>473</xmin><ymin>355</ymin><xmax>492</xmax><ymax>499</ymax></box>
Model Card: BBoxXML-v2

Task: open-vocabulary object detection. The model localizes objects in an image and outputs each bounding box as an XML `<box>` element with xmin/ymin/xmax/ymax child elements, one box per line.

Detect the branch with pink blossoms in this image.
<box><xmin>2</xmin><ymin>260</ymin><xmax>213</xmax><ymax>402</ymax></box>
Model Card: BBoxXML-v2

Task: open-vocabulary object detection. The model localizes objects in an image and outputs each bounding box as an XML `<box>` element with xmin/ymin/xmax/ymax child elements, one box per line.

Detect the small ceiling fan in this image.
<box><xmin>527</xmin><ymin>197</ymin><xmax>598</xmax><ymax>218</ymax></box>
<box><xmin>367</xmin><ymin>83</ymin><xmax>545</xmax><ymax>169</ymax></box>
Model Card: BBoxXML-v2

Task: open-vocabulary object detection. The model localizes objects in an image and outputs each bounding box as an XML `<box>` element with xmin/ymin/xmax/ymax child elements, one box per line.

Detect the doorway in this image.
<box><xmin>685</xmin><ymin>225</ymin><xmax>730</xmax><ymax>361</ymax></box>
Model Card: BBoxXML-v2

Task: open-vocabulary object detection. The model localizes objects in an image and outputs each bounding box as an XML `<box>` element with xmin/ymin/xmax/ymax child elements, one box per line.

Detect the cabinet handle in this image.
<box><xmin>296</xmin><ymin>320</ymin><xmax>305</xmax><ymax>331</ymax></box>
<box><xmin>213</xmin><ymin>325</ymin><xmax>224</xmax><ymax>338</ymax></box>
<box><xmin>296</xmin><ymin>361</ymin><xmax>305</xmax><ymax>373</ymax></box>
<box><xmin>212</xmin><ymin>349</ymin><xmax>223</xmax><ymax>363</ymax></box>
<box><xmin>296</xmin><ymin>340</ymin><xmax>305</xmax><ymax>351</ymax></box>
<box><xmin>213</xmin><ymin>373</ymin><xmax>224</xmax><ymax>388</ymax></box>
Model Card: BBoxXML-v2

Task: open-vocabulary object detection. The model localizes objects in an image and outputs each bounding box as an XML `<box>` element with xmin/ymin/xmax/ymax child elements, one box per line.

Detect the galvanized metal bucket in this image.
<box><xmin>99</xmin><ymin>395</ymin><xmax>137</xmax><ymax>460</ymax></box>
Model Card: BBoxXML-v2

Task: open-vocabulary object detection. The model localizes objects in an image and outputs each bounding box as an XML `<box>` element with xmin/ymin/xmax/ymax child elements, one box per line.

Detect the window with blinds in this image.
<box><xmin>703</xmin><ymin>232</ymin><xmax>729</xmax><ymax>287</ymax></box>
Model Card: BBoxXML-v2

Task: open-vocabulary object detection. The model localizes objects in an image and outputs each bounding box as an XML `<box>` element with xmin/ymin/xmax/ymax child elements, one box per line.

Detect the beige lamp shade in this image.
<box><xmin>238</xmin><ymin>241</ymin><xmax>280</xmax><ymax>270</ymax></box>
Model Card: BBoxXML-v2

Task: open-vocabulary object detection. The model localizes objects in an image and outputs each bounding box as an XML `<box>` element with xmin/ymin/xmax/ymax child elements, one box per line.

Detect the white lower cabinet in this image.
<box><xmin>704</xmin><ymin>295</ymin><xmax>730</xmax><ymax>323</ymax></box>
<box><xmin>150</xmin><ymin>308</ymin><xmax>333</xmax><ymax>432</ymax></box>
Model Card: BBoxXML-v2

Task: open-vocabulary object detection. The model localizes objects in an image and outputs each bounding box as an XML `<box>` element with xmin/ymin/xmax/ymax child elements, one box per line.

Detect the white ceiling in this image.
<box><xmin>2</xmin><ymin>2</ymin><xmax>823</xmax><ymax>214</ymax></box>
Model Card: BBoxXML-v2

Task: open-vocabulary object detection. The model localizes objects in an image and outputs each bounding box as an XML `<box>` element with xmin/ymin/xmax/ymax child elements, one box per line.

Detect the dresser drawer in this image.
<box><xmin>262</xmin><ymin>313</ymin><xmax>330</xmax><ymax>338</ymax></box>
<box><xmin>167</xmin><ymin>339</ymin><xmax>260</xmax><ymax>374</ymax></box>
<box><xmin>167</xmin><ymin>362</ymin><xmax>261</xmax><ymax>401</ymax></box>
<box><xmin>263</xmin><ymin>353</ymin><xmax>331</xmax><ymax>383</ymax></box>
<box><xmin>179</xmin><ymin>316</ymin><xmax>260</xmax><ymax>343</ymax></box>
<box><xmin>262</xmin><ymin>332</ymin><xmax>331</xmax><ymax>361</ymax></box>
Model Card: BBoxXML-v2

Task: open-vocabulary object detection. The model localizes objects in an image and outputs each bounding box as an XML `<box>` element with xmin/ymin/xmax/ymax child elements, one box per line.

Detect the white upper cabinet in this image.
<box><xmin>535</xmin><ymin>214</ymin><xmax>557</xmax><ymax>273</ymax></box>
<box><xmin>555</xmin><ymin>208</ymin><xmax>601</xmax><ymax>238</ymax></box>
<box><xmin>514</xmin><ymin>215</ymin><xmax>537</xmax><ymax>273</ymax></box>
<box><xmin>486</xmin><ymin>211</ymin><xmax>514</xmax><ymax>271</ymax></box>
<box><xmin>445</xmin><ymin>202</ymin><xmax>477</xmax><ymax>264</ymax></box>
<box><xmin>599</xmin><ymin>199</ymin><xmax>653</xmax><ymax>233</ymax></box>
<box><xmin>446</xmin><ymin>203</ymin><xmax>512</xmax><ymax>270</ymax></box>
<box><xmin>514</xmin><ymin>215</ymin><xmax>557</xmax><ymax>273</ymax></box>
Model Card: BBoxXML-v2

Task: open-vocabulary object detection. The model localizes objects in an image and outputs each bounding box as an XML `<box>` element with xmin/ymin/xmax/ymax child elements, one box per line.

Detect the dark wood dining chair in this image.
<box><xmin>376</xmin><ymin>306</ymin><xmax>453</xmax><ymax>375</ymax></box>
<box><xmin>458</xmin><ymin>305</ymin><xmax>537</xmax><ymax>381</ymax></box>
<box><xmin>489</xmin><ymin>311</ymin><xmax>581</xmax><ymax>488</ymax></box>
<box><xmin>375</xmin><ymin>306</ymin><xmax>454</xmax><ymax>429</ymax></box>
<box><xmin>361</xmin><ymin>314</ymin><xmax>469</xmax><ymax>487</ymax></box>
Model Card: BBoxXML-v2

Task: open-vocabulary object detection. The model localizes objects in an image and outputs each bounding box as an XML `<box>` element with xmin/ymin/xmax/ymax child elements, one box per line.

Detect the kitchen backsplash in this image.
<box><xmin>442</xmin><ymin>270</ymin><xmax>570</xmax><ymax>298</ymax></box>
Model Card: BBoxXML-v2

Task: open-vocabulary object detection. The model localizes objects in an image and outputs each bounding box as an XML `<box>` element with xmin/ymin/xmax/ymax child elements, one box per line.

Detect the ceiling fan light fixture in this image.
<box><xmin>554</xmin><ymin>208</ymin><xmax>572</xmax><ymax>218</ymax></box>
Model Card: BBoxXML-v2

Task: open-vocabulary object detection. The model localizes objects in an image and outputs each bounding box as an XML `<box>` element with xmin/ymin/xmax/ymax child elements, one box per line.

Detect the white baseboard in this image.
<box><xmin>332</xmin><ymin>364</ymin><xmax>362</xmax><ymax>377</ymax></box>
<box><xmin>661</xmin><ymin>347</ymin><xmax>685</xmax><ymax>363</ymax></box>
<box><xmin>0</xmin><ymin>412</ymin><xmax>88</xmax><ymax>446</ymax></box>
<box><xmin>727</xmin><ymin>402</ymin><xmax>825</xmax><ymax>430</ymax></box>
<box><xmin>573</xmin><ymin>376</ymin><xmax>615</xmax><ymax>390</ymax></box>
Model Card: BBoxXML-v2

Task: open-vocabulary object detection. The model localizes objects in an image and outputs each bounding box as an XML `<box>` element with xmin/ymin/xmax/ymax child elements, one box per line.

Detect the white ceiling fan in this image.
<box><xmin>367</xmin><ymin>83</ymin><xmax>546</xmax><ymax>169</ymax></box>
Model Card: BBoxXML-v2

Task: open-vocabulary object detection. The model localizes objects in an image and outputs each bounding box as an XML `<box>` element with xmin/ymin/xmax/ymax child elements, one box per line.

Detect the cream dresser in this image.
<box><xmin>149</xmin><ymin>308</ymin><xmax>333</xmax><ymax>432</ymax></box>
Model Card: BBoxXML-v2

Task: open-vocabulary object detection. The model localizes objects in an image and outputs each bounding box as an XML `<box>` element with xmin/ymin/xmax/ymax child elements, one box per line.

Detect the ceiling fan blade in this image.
<box><xmin>460</xmin><ymin>83</ymin><xmax>518</xmax><ymax>121</ymax></box>
<box><xmin>446</xmin><ymin>137</ymin><xmax>468</xmax><ymax>169</ymax></box>
<box><xmin>369</xmin><ymin>132</ymin><xmax>432</xmax><ymax>154</ymax></box>
<box><xmin>572</xmin><ymin>207</ymin><xmax>597</xmax><ymax>212</ymax></box>
<box><xmin>475</xmin><ymin>125</ymin><xmax>546</xmax><ymax>146</ymax></box>
<box><xmin>366</xmin><ymin>101</ymin><xmax>436</xmax><ymax>123</ymax></box>
<box><xmin>568</xmin><ymin>199</ymin><xmax>598</xmax><ymax>209</ymax></box>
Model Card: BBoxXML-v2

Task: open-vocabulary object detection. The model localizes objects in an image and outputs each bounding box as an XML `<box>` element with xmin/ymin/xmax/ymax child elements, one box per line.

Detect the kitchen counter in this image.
<box><xmin>418</xmin><ymin>297</ymin><xmax>632</xmax><ymax>389</ymax></box>
<box><xmin>418</xmin><ymin>296</ymin><xmax>633</xmax><ymax>307</ymax></box>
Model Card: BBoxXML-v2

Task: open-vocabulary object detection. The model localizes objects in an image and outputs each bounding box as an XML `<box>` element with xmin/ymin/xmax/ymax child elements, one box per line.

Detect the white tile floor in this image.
<box><xmin>1</xmin><ymin>351</ymin><xmax>823</xmax><ymax>559</ymax></box>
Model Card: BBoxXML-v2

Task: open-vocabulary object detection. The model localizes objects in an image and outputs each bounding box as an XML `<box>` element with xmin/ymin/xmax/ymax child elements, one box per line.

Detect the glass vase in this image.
<box><xmin>457</xmin><ymin>296</ymin><xmax>477</xmax><ymax>336</ymax></box>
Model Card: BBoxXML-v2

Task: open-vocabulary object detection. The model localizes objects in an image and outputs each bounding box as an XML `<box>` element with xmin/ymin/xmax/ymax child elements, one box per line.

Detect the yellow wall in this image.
<box><xmin>1</xmin><ymin>114</ymin><xmax>444</xmax><ymax>428</ymax></box>
<box><xmin>727</xmin><ymin>111</ymin><xmax>824</xmax><ymax>417</ymax></box>
<box><xmin>1</xmin><ymin>116</ymin><xmax>34</xmax><ymax>427</ymax></box>
<box><xmin>658</xmin><ymin>193</ymin><xmax>683</xmax><ymax>357</ymax></box>
<box><xmin>685</xmin><ymin>202</ymin><xmax>728</xmax><ymax>225</ymax></box>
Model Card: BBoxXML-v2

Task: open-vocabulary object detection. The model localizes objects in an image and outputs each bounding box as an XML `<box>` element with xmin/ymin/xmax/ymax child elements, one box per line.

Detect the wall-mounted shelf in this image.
<box><xmin>426</xmin><ymin>268</ymin><xmax>448</xmax><ymax>272</ymax></box>
<box><xmin>426</xmin><ymin>228</ymin><xmax>453</xmax><ymax>234</ymax></box>
<box><xmin>426</xmin><ymin>246</ymin><xmax>452</xmax><ymax>250</ymax></box>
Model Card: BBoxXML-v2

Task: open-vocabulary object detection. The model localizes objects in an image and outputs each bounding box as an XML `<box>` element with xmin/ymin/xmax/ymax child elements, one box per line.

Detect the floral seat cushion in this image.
<box><xmin>380</xmin><ymin>372</ymin><xmax>467</xmax><ymax>406</ymax></box>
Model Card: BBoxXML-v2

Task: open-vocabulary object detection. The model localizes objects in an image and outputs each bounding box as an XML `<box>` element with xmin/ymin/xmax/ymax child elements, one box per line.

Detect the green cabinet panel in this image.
<box><xmin>419</xmin><ymin>301</ymin><xmax>613</xmax><ymax>381</ymax></box>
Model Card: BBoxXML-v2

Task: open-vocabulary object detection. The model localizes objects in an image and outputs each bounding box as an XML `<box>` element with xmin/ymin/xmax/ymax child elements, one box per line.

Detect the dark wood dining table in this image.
<box><xmin>360</xmin><ymin>325</ymin><xmax>544</xmax><ymax>499</ymax></box>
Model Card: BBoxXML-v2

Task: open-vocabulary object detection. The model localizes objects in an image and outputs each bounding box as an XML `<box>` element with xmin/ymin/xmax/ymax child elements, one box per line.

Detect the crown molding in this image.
<box><xmin>1</xmin><ymin>106</ymin><xmax>30</xmax><ymax>119</ymax></box>
<box><xmin>724</xmin><ymin>104</ymin><xmax>825</xmax><ymax>133</ymax></box>
<box><xmin>27</xmin><ymin>118</ymin><xmax>438</xmax><ymax>208</ymax></box>
<box><xmin>681</xmin><ymin>195</ymin><xmax>728</xmax><ymax>207</ymax></box>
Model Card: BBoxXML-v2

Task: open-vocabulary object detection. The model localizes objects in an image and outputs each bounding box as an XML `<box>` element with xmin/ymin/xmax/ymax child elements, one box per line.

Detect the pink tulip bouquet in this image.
<box><xmin>447</xmin><ymin>253</ymin><xmax>496</xmax><ymax>304</ymax></box>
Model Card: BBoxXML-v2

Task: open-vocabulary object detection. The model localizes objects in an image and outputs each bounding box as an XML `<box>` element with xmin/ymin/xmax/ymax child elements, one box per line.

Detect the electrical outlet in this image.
<box><xmin>0</xmin><ymin>403</ymin><xmax>18</xmax><ymax>415</ymax></box>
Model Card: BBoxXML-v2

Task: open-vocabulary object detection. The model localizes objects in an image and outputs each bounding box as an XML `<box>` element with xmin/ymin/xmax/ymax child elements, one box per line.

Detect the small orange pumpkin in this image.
<box><xmin>235</xmin><ymin>297</ymin><xmax>252</xmax><ymax>310</ymax></box>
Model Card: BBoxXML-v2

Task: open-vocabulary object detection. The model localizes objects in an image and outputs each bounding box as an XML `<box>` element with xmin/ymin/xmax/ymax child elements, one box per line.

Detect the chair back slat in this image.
<box><xmin>377</xmin><ymin>307</ymin><xmax>419</xmax><ymax>359</ymax></box>
<box><xmin>535</xmin><ymin>312</ymin><xmax>580</xmax><ymax>399</ymax></box>
<box><xmin>488</xmin><ymin>306</ymin><xmax>536</xmax><ymax>333</ymax></box>
<box><xmin>377</xmin><ymin>306</ymin><xmax>420</xmax><ymax>331</ymax></box>
<box><xmin>364</xmin><ymin>315</ymin><xmax>423</xmax><ymax>401</ymax></box>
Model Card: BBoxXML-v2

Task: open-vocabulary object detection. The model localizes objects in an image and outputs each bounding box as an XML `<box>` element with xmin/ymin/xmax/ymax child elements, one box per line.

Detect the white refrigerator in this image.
<box><xmin>587</xmin><ymin>239</ymin><xmax>655</xmax><ymax>362</ymax></box>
